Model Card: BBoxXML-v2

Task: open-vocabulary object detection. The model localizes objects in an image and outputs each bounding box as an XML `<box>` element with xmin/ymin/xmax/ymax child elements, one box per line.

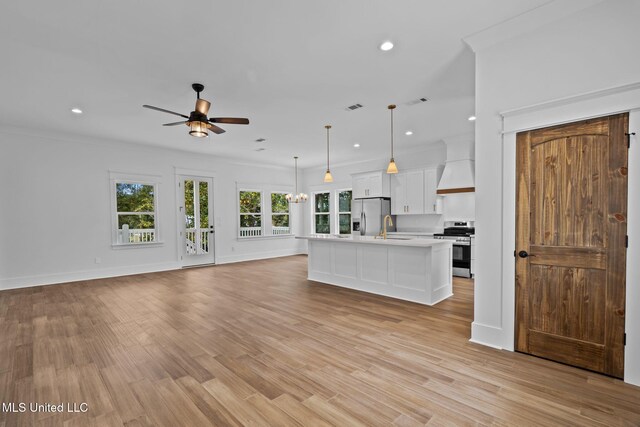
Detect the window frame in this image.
<box><xmin>336</xmin><ymin>188</ymin><xmax>352</xmax><ymax>235</ymax></box>
<box><xmin>270</xmin><ymin>191</ymin><xmax>291</xmax><ymax>236</ymax></box>
<box><xmin>110</xmin><ymin>172</ymin><xmax>162</xmax><ymax>248</ymax></box>
<box><xmin>236</xmin><ymin>183</ymin><xmax>294</xmax><ymax>239</ymax></box>
<box><xmin>238</xmin><ymin>188</ymin><xmax>264</xmax><ymax>238</ymax></box>
<box><xmin>313</xmin><ymin>191</ymin><xmax>331</xmax><ymax>235</ymax></box>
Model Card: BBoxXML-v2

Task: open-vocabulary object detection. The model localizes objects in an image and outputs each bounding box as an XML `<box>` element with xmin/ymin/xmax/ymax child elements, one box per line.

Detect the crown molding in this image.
<box><xmin>463</xmin><ymin>0</ymin><xmax>606</xmax><ymax>52</ymax></box>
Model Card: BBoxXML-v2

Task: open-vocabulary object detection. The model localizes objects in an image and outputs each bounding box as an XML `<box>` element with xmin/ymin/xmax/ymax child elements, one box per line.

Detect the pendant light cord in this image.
<box><xmin>294</xmin><ymin>157</ymin><xmax>298</xmax><ymax>194</ymax></box>
<box><xmin>325</xmin><ymin>125</ymin><xmax>331</xmax><ymax>171</ymax></box>
<box><xmin>390</xmin><ymin>107</ymin><xmax>394</xmax><ymax>158</ymax></box>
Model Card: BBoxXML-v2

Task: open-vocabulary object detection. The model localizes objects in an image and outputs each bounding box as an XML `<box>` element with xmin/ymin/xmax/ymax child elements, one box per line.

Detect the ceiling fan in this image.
<box><xmin>143</xmin><ymin>83</ymin><xmax>249</xmax><ymax>138</ymax></box>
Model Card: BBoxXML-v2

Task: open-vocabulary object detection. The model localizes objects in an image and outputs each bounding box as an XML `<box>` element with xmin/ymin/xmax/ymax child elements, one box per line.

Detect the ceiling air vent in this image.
<box><xmin>345</xmin><ymin>103</ymin><xmax>364</xmax><ymax>111</ymax></box>
<box><xmin>405</xmin><ymin>97</ymin><xmax>429</xmax><ymax>106</ymax></box>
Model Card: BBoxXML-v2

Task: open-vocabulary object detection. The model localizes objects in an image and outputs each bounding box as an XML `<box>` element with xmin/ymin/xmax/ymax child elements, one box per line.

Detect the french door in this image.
<box><xmin>179</xmin><ymin>176</ymin><xmax>215</xmax><ymax>266</ymax></box>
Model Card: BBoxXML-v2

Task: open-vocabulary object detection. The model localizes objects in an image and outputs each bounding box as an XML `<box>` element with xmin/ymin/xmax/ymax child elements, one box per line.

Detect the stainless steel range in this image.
<box><xmin>434</xmin><ymin>222</ymin><xmax>474</xmax><ymax>278</ymax></box>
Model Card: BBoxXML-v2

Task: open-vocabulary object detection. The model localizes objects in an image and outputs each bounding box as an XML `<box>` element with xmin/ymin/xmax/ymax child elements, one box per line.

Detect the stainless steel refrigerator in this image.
<box><xmin>351</xmin><ymin>198</ymin><xmax>396</xmax><ymax>236</ymax></box>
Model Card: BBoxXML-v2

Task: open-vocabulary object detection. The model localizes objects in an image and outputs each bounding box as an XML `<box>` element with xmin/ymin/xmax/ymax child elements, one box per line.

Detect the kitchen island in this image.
<box><xmin>297</xmin><ymin>235</ymin><xmax>453</xmax><ymax>306</ymax></box>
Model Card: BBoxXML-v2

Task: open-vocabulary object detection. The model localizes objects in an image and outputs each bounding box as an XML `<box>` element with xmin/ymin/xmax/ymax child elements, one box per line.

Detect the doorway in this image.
<box><xmin>178</xmin><ymin>176</ymin><xmax>215</xmax><ymax>267</ymax></box>
<box><xmin>515</xmin><ymin>113</ymin><xmax>628</xmax><ymax>378</ymax></box>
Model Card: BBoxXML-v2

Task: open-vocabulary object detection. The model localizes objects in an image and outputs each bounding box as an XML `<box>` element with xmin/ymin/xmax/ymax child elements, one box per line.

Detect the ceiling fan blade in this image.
<box><xmin>162</xmin><ymin>121</ymin><xmax>188</xmax><ymax>126</ymax></box>
<box><xmin>143</xmin><ymin>105</ymin><xmax>189</xmax><ymax>119</ymax></box>
<box><xmin>207</xmin><ymin>123</ymin><xmax>226</xmax><ymax>134</ymax></box>
<box><xmin>195</xmin><ymin>99</ymin><xmax>211</xmax><ymax>115</ymax></box>
<box><xmin>208</xmin><ymin>117</ymin><xmax>250</xmax><ymax>125</ymax></box>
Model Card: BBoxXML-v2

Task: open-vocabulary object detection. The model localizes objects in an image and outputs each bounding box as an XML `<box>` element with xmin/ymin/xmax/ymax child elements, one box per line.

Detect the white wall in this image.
<box><xmin>0</xmin><ymin>127</ymin><xmax>305</xmax><ymax>290</ymax></box>
<box><xmin>470</xmin><ymin>0</ymin><xmax>640</xmax><ymax>384</ymax></box>
<box><xmin>300</xmin><ymin>143</ymin><xmax>448</xmax><ymax>237</ymax></box>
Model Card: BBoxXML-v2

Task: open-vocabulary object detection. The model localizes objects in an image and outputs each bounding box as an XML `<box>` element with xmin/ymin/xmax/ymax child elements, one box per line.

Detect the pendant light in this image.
<box><xmin>323</xmin><ymin>125</ymin><xmax>334</xmax><ymax>183</ymax></box>
<box><xmin>286</xmin><ymin>156</ymin><xmax>308</xmax><ymax>203</ymax></box>
<box><xmin>386</xmin><ymin>104</ymin><xmax>398</xmax><ymax>174</ymax></box>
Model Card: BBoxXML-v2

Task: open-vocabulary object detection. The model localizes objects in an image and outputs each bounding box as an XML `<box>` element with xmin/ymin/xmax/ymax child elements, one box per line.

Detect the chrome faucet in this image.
<box><xmin>382</xmin><ymin>215</ymin><xmax>393</xmax><ymax>240</ymax></box>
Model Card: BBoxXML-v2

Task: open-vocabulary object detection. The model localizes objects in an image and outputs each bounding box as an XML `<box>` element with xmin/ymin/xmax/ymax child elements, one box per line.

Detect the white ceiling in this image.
<box><xmin>0</xmin><ymin>0</ymin><xmax>550</xmax><ymax>168</ymax></box>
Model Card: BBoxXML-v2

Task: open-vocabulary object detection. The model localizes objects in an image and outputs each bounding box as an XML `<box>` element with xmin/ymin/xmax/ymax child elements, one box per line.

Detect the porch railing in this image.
<box><xmin>272</xmin><ymin>226</ymin><xmax>290</xmax><ymax>235</ymax></box>
<box><xmin>239</xmin><ymin>226</ymin><xmax>291</xmax><ymax>237</ymax></box>
<box><xmin>185</xmin><ymin>229</ymin><xmax>209</xmax><ymax>254</ymax></box>
<box><xmin>120</xmin><ymin>228</ymin><xmax>155</xmax><ymax>244</ymax></box>
<box><xmin>239</xmin><ymin>227</ymin><xmax>262</xmax><ymax>237</ymax></box>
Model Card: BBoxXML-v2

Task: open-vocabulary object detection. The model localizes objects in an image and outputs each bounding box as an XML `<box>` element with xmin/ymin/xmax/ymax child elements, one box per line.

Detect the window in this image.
<box><xmin>111</xmin><ymin>175</ymin><xmax>159</xmax><ymax>246</ymax></box>
<box><xmin>337</xmin><ymin>190</ymin><xmax>352</xmax><ymax>234</ymax></box>
<box><xmin>271</xmin><ymin>192</ymin><xmax>290</xmax><ymax>235</ymax></box>
<box><xmin>314</xmin><ymin>192</ymin><xmax>330</xmax><ymax>234</ymax></box>
<box><xmin>239</xmin><ymin>190</ymin><xmax>262</xmax><ymax>237</ymax></box>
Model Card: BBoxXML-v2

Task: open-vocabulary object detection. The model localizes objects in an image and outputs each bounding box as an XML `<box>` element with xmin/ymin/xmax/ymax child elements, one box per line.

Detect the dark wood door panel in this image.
<box><xmin>516</xmin><ymin>113</ymin><xmax>627</xmax><ymax>378</ymax></box>
<box><xmin>529</xmin><ymin>245</ymin><xmax>607</xmax><ymax>270</ymax></box>
<box><xmin>528</xmin><ymin>330</ymin><xmax>605</xmax><ymax>373</ymax></box>
<box><xmin>529</xmin><ymin>265</ymin><xmax>605</xmax><ymax>343</ymax></box>
<box><xmin>529</xmin><ymin>135</ymin><xmax>608</xmax><ymax>248</ymax></box>
<box><xmin>529</xmin><ymin>117</ymin><xmax>609</xmax><ymax>146</ymax></box>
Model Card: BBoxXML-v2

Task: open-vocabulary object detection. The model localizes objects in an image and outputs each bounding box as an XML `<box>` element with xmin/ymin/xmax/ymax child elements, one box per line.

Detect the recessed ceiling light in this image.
<box><xmin>71</xmin><ymin>108</ymin><xmax>83</xmax><ymax>114</ymax></box>
<box><xmin>379</xmin><ymin>41</ymin><xmax>394</xmax><ymax>51</ymax></box>
<box><xmin>405</xmin><ymin>131</ymin><xmax>413</xmax><ymax>136</ymax></box>
<box><xmin>468</xmin><ymin>116</ymin><xmax>476</xmax><ymax>121</ymax></box>
<box><xmin>353</xmin><ymin>144</ymin><xmax>360</xmax><ymax>148</ymax></box>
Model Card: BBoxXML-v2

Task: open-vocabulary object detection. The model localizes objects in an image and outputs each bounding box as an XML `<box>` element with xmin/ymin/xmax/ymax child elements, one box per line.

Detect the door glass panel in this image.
<box><xmin>199</xmin><ymin>181</ymin><xmax>209</xmax><ymax>229</ymax></box>
<box><xmin>184</xmin><ymin>180</ymin><xmax>195</xmax><ymax>229</ymax></box>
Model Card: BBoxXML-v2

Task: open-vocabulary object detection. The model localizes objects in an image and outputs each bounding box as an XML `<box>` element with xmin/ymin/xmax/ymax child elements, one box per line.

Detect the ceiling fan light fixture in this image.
<box><xmin>143</xmin><ymin>83</ymin><xmax>249</xmax><ymax>139</ymax></box>
<box><xmin>189</xmin><ymin>121</ymin><xmax>209</xmax><ymax>138</ymax></box>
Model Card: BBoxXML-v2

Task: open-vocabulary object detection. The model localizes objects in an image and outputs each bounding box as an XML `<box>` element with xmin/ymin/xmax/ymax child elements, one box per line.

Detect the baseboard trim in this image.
<box><xmin>470</xmin><ymin>321</ymin><xmax>506</xmax><ymax>350</ymax></box>
<box><xmin>0</xmin><ymin>262</ymin><xmax>181</xmax><ymax>291</ymax></box>
<box><xmin>216</xmin><ymin>249</ymin><xmax>306</xmax><ymax>265</ymax></box>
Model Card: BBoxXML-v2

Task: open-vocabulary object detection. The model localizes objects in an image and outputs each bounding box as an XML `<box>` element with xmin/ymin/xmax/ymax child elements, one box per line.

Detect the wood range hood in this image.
<box><xmin>437</xmin><ymin>138</ymin><xmax>475</xmax><ymax>194</ymax></box>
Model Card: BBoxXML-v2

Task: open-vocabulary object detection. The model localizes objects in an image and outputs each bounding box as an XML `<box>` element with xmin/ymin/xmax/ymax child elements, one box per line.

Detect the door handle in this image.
<box><xmin>518</xmin><ymin>250</ymin><xmax>529</xmax><ymax>258</ymax></box>
<box><xmin>362</xmin><ymin>212</ymin><xmax>367</xmax><ymax>236</ymax></box>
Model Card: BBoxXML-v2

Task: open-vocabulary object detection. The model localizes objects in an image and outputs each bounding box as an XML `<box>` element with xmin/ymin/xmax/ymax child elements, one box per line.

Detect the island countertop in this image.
<box><xmin>296</xmin><ymin>235</ymin><xmax>452</xmax><ymax>248</ymax></box>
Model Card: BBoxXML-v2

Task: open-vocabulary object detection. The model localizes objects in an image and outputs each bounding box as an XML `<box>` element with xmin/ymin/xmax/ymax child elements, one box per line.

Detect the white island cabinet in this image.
<box><xmin>297</xmin><ymin>236</ymin><xmax>453</xmax><ymax>306</ymax></box>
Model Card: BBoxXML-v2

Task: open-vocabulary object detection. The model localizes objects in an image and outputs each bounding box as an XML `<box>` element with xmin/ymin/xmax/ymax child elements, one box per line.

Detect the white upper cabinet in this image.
<box><xmin>391</xmin><ymin>170</ymin><xmax>424</xmax><ymax>214</ymax></box>
<box><xmin>391</xmin><ymin>167</ymin><xmax>442</xmax><ymax>215</ymax></box>
<box><xmin>352</xmin><ymin>171</ymin><xmax>390</xmax><ymax>199</ymax></box>
<box><xmin>424</xmin><ymin>168</ymin><xmax>441</xmax><ymax>214</ymax></box>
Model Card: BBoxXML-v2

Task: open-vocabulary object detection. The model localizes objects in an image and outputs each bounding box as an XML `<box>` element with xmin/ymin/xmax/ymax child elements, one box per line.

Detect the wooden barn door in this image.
<box><xmin>515</xmin><ymin>113</ymin><xmax>628</xmax><ymax>378</ymax></box>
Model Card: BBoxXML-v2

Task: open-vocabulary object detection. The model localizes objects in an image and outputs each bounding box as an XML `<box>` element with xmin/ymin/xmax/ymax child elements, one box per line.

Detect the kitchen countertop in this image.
<box><xmin>296</xmin><ymin>235</ymin><xmax>451</xmax><ymax>247</ymax></box>
<box><xmin>387</xmin><ymin>231</ymin><xmax>438</xmax><ymax>236</ymax></box>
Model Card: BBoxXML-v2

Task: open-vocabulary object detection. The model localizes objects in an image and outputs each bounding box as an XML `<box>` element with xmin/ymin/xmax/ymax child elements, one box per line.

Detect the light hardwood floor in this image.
<box><xmin>0</xmin><ymin>255</ymin><xmax>638</xmax><ymax>426</ymax></box>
